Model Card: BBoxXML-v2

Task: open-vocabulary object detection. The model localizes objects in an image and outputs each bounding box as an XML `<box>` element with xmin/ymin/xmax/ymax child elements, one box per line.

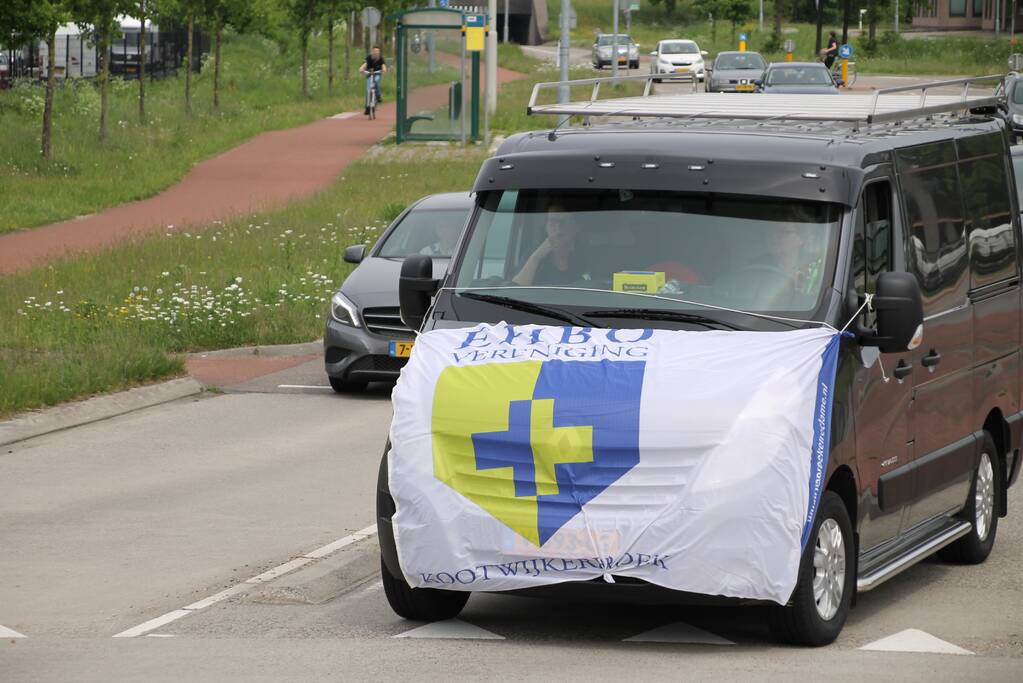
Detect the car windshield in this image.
<box><xmin>766</xmin><ymin>66</ymin><xmax>832</xmax><ymax>85</ymax></box>
<box><xmin>715</xmin><ymin>53</ymin><xmax>765</xmax><ymax>69</ymax></box>
<box><xmin>1012</xmin><ymin>81</ymin><xmax>1023</xmax><ymax>104</ymax></box>
<box><xmin>452</xmin><ymin>189</ymin><xmax>841</xmax><ymax>315</ymax></box>
<box><xmin>660</xmin><ymin>42</ymin><xmax>698</xmax><ymax>54</ymax></box>
<box><xmin>597</xmin><ymin>35</ymin><xmax>632</xmax><ymax>46</ymax></box>
<box><xmin>377</xmin><ymin>208</ymin><xmax>469</xmax><ymax>258</ymax></box>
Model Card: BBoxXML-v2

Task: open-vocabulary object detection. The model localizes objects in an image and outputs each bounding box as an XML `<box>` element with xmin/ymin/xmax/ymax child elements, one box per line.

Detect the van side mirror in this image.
<box><xmin>858</xmin><ymin>272</ymin><xmax>924</xmax><ymax>354</ymax></box>
<box><xmin>399</xmin><ymin>254</ymin><xmax>440</xmax><ymax>332</ymax></box>
<box><xmin>343</xmin><ymin>244</ymin><xmax>366</xmax><ymax>264</ymax></box>
<box><xmin>650</xmin><ymin>50</ymin><xmax>658</xmax><ymax>56</ymax></box>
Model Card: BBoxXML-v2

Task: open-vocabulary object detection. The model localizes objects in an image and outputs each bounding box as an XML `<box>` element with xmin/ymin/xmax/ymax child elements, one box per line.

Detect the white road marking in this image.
<box><xmin>859</xmin><ymin>629</ymin><xmax>974</xmax><ymax>655</ymax></box>
<box><xmin>113</xmin><ymin>524</ymin><xmax>378</xmax><ymax>638</ymax></box>
<box><xmin>0</xmin><ymin>624</ymin><xmax>27</xmax><ymax>638</ymax></box>
<box><xmin>624</xmin><ymin>622</ymin><xmax>735</xmax><ymax>645</ymax></box>
<box><xmin>277</xmin><ymin>384</ymin><xmax>333</xmax><ymax>390</ymax></box>
<box><xmin>145</xmin><ymin>634</ymin><xmax>176</xmax><ymax>638</ymax></box>
<box><xmin>394</xmin><ymin>618</ymin><xmax>505</xmax><ymax>640</ymax></box>
<box><xmin>329</xmin><ymin>112</ymin><xmax>359</xmax><ymax>119</ymax></box>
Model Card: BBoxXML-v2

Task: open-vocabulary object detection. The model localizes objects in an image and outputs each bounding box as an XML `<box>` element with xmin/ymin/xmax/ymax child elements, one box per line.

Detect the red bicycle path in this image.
<box><xmin>0</xmin><ymin>62</ymin><xmax>524</xmax><ymax>276</ymax></box>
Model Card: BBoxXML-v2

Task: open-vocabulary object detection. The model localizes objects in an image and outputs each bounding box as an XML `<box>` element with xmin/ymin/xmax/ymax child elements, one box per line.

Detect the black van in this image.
<box><xmin>376</xmin><ymin>80</ymin><xmax>1023</xmax><ymax>646</ymax></box>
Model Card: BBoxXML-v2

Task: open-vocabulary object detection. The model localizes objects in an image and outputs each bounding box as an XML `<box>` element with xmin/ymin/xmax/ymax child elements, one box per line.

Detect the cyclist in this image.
<box><xmin>360</xmin><ymin>46</ymin><xmax>388</xmax><ymax>115</ymax></box>
<box><xmin>823</xmin><ymin>31</ymin><xmax>839</xmax><ymax>71</ymax></box>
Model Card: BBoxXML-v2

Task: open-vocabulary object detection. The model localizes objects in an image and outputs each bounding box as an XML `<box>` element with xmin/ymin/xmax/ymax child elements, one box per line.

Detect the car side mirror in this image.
<box><xmin>650</xmin><ymin>51</ymin><xmax>658</xmax><ymax>56</ymax></box>
<box><xmin>343</xmin><ymin>244</ymin><xmax>366</xmax><ymax>264</ymax></box>
<box><xmin>753</xmin><ymin>79</ymin><xmax>763</xmax><ymax>87</ymax></box>
<box><xmin>399</xmin><ymin>254</ymin><xmax>440</xmax><ymax>332</ymax></box>
<box><xmin>701</xmin><ymin>50</ymin><xmax>709</xmax><ymax>57</ymax></box>
<box><xmin>835</xmin><ymin>78</ymin><xmax>845</xmax><ymax>87</ymax></box>
<box><xmin>858</xmin><ymin>272</ymin><xmax>924</xmax><ymax>354</ymax></box>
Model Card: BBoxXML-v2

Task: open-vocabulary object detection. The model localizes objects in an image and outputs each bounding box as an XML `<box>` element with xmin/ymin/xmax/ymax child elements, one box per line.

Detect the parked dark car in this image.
<box><xmin>377</xmin><ymin>86</ymin><xmax>1022</xmax><ymax>646</ymax></box>
<box><xmin>705</xmin><ymin>50</ymin><xmax>766</xmax><ymax>92</ymax></box>
<box><xmin>324</xmin><ymin>192</ymin><xmax>472</xmax><ymax>392</ymax></box>
<box><xmin>0</xmin><ymin>53</ymin><xmax>10</xmax><ymax>88</ymax></box>
<box><xmin>758</xmin><ymin>62</ymin><xmax>841</xmax><ymax>94</ymax></box>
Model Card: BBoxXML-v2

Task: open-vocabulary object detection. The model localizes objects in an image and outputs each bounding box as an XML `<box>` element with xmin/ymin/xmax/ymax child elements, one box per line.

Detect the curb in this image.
<box><xmin>0</xmin><ymin>377</ymin><xmax>205</xmax><ymax>447</ymax></box>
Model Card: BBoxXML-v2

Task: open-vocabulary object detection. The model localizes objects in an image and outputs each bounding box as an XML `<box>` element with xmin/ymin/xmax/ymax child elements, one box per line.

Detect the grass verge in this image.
<box><xmin>0</xmin><ymin>32</ymin><xmax>456</xmax><ymax>235</ymax></box>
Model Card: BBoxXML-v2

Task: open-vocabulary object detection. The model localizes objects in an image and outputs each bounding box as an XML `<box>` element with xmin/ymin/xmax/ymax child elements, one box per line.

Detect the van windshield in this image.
<box><xmin>452</xmin><ymin>189</ymin><xmax>840</xmax><ymax>315</ymax></box>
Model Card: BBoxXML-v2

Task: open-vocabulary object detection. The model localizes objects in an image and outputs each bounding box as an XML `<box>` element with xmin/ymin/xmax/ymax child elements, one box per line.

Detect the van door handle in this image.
<box><xmin>893</xmin><ymin>360</ymin><xmax>913</xmax><ymax>381</ymax></box>
<box><xmin>921</xmin><ymin>349</ymin><xmax>942</xmax><ymax>371</ymax></box>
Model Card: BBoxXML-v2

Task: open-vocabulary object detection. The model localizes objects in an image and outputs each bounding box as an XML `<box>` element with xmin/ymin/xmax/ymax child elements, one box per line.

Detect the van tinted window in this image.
<box><xmin>957</xmin><ymin>133</ymin><xmax>1017</xmax><ymax>287</ymax></box>
<box><xmin>896</xmin><ymin>141</ymin><xmax>968</xmax><ymax>312</ymax></box>
<box><xmin>851</xmin><ymin>180</ymin><xmax>893</xmax><ymax>327</ymax></box>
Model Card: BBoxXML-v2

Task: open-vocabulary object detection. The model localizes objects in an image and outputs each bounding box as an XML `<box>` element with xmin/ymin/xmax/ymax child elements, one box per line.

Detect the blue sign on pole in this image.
<box><xmin>739</xmin><ymin>32</ymin><xmax>748</xmax><ymax>41</ymax></box>
<box><xmin>439</xmin><ymin>0</ymin><xmax>449</xmax><ymax>6</ymax></box>
<box><xmin>838</xmin><ymin>43</ymin><xmax>853</xmax><ymax>59</ymax></box>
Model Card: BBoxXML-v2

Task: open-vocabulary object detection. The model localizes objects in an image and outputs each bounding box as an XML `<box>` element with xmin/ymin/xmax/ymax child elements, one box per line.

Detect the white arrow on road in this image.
<box><xmin>0</xmin><ymin>624</ymin><xmax>27</xmax><ymax>638</ymax></box>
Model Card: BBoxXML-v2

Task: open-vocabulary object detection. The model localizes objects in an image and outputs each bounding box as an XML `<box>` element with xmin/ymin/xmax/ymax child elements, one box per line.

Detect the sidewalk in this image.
<box><xmin>0</xmin><ymin>64</ymin><xmax>523</xmax><ymax>275</ymax></box>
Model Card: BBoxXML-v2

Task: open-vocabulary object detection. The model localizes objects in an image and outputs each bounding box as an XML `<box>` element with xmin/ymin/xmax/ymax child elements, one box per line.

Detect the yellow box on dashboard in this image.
<box><xmin>613</xmin><ymin>271</ymin><xmax>665</xmax><ymax>293</ymax></box>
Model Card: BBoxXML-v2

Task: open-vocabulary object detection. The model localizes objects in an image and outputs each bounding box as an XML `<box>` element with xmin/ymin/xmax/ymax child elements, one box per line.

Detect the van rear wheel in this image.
<box><xmin>939</xmin><ymin>431</ymin><xmax>1000</xmax><ymax>564</ymax></box>
<box><xmin>380</xmin><ymin>556</ymin><xmax>470</xmax><ymax>621</ymax></box>
<box><xmin>769</xmin><ymin>491</ymin><xmax>854</xmax><ymax>646</ymax></box>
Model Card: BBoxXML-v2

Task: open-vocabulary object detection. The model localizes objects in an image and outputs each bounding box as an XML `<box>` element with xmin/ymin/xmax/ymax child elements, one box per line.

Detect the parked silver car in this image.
<box><xmin>705</xmin><ymin>51</ymin><xmax>765</xmax><ymax>92</ymax></box>
<box><xmin>592</xmin><ymin>34</ymin><xmax>639</xmax><ymax>70</ymax></box>
<box><xmin>324</xmin><ymin>192</ymin><xmax>472</xmax><ymax>392</ymax></box>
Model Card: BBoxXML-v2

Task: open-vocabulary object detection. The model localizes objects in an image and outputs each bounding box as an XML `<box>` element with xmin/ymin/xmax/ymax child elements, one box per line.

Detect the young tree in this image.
<box><xmin>722</xmin><ymin>0</ymin><xmax>754</xmax><ymax>42</ymax></box>
<box><xmin>5</xmin><ymin>1</ymin><xmax>70</xmax><ymax>159</ymax></box>
<box><xmin>70</xmin><ymin>0</ymin><xmax>132</xmax><ymax>140</ymax></box>
<box><xmin>285</xmin><ymin>0</ymin><xmax>320</xmax><ymax>98</ymax></box>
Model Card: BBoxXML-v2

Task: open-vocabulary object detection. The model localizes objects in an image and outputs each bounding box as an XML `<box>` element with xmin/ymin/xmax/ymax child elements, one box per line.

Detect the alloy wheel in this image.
<box><xmin>812</xmin><ymin>518</ymin><xmax>846</xmax><ymax>621</ymax></box>
<box><xmin>975</xmin><ymin>452</ymin><xmax>995</xmax><ymax>541</ymax></box>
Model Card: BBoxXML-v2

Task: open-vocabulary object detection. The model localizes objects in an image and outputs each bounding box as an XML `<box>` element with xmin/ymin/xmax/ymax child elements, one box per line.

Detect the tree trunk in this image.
<box><xmin>774</xmin><ymin>0</ymin><xmax>783</xmax><ymax>37</ymax></box>
<box><xmin>868</xmin><ymin>0</ymin><xmax>877</xmax><ymax>41</ymax></box>
<box><xmin>214</xmin><ymin>20</ymin><xmax>222</xmax><ymax>108</ymax></box>
<box><xmin>185</xmin><ymin>14</ymin><xmax>194</xmax><ymax>114</ymax></box>
<box><xmin>344</xmin><ymin>13</ymin><xmax>352</xmax><ymax>82</ymax></box>
<box><xmin>42</xmin><ymin>31</ymin><xmax>57</xmax><ymax>160</ymax></box>
<box><xmin>327</xmin><ymin>15</ymin><xmax>335</xmax><ymax>95</ymax></box>
<box><xmin>138</xmin><ymin>5</ymin><xmax>147</xmax><ymax>124</ymax></box>
<box><xmin>815</xmin><ymin>0</ymin><xmax>824</xmax><ymax>53</ymax></box>
<box><xmin>99</xmin><ymin>25</ymin><xmax>110</xmax><ymax>141</ymax></box>
<box><xmin>842</xmin><ymin>0</ymin><xmax>850</xmax><ymax>44</ymax></box>
<box><xmin>301</xmin><ymin>33</ymin><xmax>309</xmax><ymax>98</ymax></box>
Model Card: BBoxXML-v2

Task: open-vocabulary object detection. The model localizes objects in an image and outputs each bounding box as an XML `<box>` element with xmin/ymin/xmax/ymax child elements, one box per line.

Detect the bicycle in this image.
<box><xmin>819</xmin><ymin>48</ymin><xmax>856</xmax><ymax>88</ymax></box>
<box><xmin>364</xmin><ymin>69</ymin><xmax>382</xmax><ymax>120</ymax></box>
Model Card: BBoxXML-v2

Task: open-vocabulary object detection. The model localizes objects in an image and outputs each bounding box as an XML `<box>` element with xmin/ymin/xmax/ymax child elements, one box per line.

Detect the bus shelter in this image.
<box><xmin>395</xmin><ymin>8</ymin><xmax>477</xmax><ymax>144</ymax></box>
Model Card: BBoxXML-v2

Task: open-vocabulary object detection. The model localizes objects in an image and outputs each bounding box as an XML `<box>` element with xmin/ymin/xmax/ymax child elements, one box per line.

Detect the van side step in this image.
<box><xmin>857</xmin><ymin>521</ymin><xmax>972</xmax><ymax>593</ymax></box>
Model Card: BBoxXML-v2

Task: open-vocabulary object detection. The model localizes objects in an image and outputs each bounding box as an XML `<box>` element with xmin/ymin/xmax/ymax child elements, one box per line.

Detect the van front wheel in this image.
<box><xmin>380</xmin><ymin>556</ymin><xmax>469</xmax><ymax>621</ymax></box>
<box><xmin>770</xmin><ymin>491</ymin><xmax>854</xmax><ymax>646</ymax></box>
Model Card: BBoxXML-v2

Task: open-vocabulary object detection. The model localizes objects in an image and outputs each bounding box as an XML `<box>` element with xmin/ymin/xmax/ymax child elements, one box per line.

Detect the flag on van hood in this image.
<box><xmin>388</xmin><ymin>323</ymin><xmax>842</xmax><ymax>604</ymax></box>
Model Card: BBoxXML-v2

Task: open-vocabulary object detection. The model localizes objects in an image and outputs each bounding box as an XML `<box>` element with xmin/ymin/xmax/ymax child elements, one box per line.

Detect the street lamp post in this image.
<box><xmin>612</xmin><ymin>0</ymin><xmax>619</xmax><ymax>79</ymax></box>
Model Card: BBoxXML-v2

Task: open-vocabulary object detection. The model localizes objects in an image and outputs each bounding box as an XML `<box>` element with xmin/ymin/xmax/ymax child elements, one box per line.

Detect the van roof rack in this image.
<box><xmin>526</xmin><ymin>74</ymin><xmax>1005</xmax><ymax>127</ymax></box>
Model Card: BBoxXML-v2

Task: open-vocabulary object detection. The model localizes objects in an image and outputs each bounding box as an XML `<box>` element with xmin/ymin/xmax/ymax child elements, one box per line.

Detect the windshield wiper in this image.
<box><xmin>582</xmin><ymin>308</ymin><xmax>744</xmax><ymax>331</ymax></box>
<box><xmin>457</xmin><ymin>292</ymin><xmax>598</xmax><ymax>327</ymax></box>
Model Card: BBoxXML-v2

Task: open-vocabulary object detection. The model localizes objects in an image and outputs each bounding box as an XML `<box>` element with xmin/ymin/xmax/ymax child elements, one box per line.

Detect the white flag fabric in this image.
<box><xmin>388</xmin><ymin>323</ymin><xmax>842</xmax><ymax>604</ymax></box>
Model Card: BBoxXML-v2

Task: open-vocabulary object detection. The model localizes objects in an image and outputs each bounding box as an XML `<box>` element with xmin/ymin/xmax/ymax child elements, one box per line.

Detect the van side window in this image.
<box><xmin>896</xmin><ymin>141</ymin><xmax>968</xmax><ymax>311</ymax></box>
<box><xmin>957</xmin><ymin>133</ymin><xmax>1018</xmax><ymax>288</ymax></box>
<box><xmin>851</xmin><ymin>181</ymin><xmax>893</xmax><ymax>325</ymax></box>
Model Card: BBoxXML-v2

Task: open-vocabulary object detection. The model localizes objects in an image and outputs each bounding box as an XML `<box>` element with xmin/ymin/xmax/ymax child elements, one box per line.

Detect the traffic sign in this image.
<box><xmin>739</xmin><ymin>32</ymin><xmax>748</xmax><ymax>41</ymax></box>
<box><xmin>628</xmin><ymin>0</ymin><xmax>640</xmax><ymax>10</ymax></box>
<box><xmin>464</xmin><ymin>14</ymin><xmax>487</xmax><ymax>52</ymax></box>
<box><xmin>362</xmin><ymin>6</ymin><xmax>381</xmax><ymax>28</ymax></box>
<box><xmin>439</xmin><ymin>0</ymin><xmax>449</xmax><ymax>6</ymax></box>
<box><xmin>838</xmin><ymin>43</ymin><xmax>853</xmax><ymax>59</ymax></box>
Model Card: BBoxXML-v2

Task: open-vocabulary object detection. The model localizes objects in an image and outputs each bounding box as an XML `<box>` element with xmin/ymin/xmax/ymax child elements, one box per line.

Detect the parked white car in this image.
<box><xmin>649</xmin><ymin>39</ymin><xmax>708</xmax><ymax>81</ymax></box>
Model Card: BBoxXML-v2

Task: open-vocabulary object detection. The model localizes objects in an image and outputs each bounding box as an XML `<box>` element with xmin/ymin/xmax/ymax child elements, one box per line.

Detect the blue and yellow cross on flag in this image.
<box><xmin>388</xmin><ymin>323</ymin><xmax>842</xmax><ymax>604</ymax></box>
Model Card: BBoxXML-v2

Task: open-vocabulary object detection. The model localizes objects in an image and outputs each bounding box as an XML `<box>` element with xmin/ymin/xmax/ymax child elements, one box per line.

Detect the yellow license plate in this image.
<box><xmin>389</xmin><ymin>341</ymin><xmax>414</xmax><ymax>358</ymax></box>
<box><xmin>736</xmin><ymin>84</ymin><xmax>755</xmax><ymax>91</ymax></box>
<box><xmin>674</xmin><ymin>67</ymin><xmax>689</xmax><ymax>73</ymax></box>
<box><xmin>618</xmin><ymin>58</ymin><xmax>627</xmax><ymax>63</ymax></box>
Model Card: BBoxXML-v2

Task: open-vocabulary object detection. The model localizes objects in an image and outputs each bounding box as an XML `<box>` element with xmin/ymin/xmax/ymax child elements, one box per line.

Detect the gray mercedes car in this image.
<box><xmin>705</xmin><ymin>51</ymin><xmax>766</xmax><ymax>92</ymax></box>
<box><xmin>324</xmin><ymin>192</ymin><xmax>472</xmax><ymax>392</ymax></box>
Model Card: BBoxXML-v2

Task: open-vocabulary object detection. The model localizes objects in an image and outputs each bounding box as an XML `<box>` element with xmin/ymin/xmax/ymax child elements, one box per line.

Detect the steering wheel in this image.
<box><xmin>725</xmin><ymin>264</ymin><xmax>797</xmax><ymax>308</ymax></box>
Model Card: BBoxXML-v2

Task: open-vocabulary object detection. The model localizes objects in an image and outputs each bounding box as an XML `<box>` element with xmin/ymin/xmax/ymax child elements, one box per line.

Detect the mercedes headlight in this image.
<box><xmin>1013</xmin><ymin>113</ymin><xmax>1023</xmax><ymax>125</ymax></box>
<box><xmin>330</xmin><ymin>291</ymin><xmax>360</xmax><ymax>326</ymax></box>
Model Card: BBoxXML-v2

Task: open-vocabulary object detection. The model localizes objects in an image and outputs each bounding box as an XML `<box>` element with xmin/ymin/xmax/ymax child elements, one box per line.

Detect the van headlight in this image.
<box><xmin>330</xmin><ymin>291</ymin><xmax>360</xmax><ymax>326</ymax></box>
<box><xmin>1013</xmin><ymin>113</ymin><xmax>1023</xmax><ymax>124</ymax></box>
